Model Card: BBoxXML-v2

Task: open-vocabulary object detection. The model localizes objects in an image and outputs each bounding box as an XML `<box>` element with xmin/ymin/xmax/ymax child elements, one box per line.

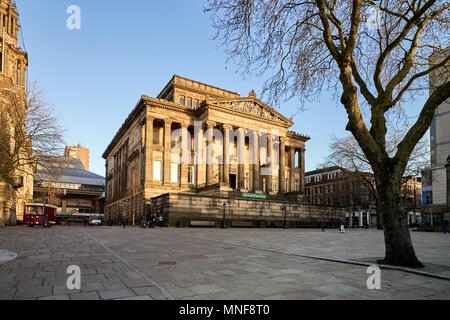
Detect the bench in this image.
<box><xmin>190</xmin><ymin>220</ymin><xmax>216</xmax><ymax>228</ymax></box>
<box><xmin>231</xmin><ymin>221</ymin><xmax>254</xmax><ymax>228</ymax></box>
<box><xmin>269</xmin><ymin>221</ymin><xmax>285</xmax><ymax>228</ymax></box>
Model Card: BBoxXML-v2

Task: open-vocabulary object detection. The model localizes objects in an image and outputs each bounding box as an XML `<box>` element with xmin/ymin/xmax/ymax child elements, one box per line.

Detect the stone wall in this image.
<box><xmin>155</xmin><ymin>192</ymin><xmax>346</xmax><ymax>227</ymax></box>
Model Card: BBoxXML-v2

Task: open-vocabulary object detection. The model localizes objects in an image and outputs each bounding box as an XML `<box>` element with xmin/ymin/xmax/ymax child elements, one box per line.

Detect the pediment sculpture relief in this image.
<box><xmin>219</xmin><ymin>101</ymin><xmax>282</xmax><ymax>121</ymax></box>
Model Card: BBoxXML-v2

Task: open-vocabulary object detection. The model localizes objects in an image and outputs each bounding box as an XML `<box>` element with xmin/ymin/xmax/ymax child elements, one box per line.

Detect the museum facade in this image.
<box><xmin>103</xmin><ymin>75</ymin><xmax>345</xmax><ymax>226</ymax></box>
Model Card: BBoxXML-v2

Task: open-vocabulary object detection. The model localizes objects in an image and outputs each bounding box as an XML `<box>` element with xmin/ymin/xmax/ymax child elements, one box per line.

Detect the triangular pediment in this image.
<box><xmin>208</xmin><ymin>98</ymin><xmax>293</xmax><ymax>126</ymax></box>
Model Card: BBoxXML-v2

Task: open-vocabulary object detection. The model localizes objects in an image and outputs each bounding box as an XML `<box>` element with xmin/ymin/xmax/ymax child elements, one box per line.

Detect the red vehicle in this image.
<box><xmin>24</xmin><ymin>203</ymin><xmax>57</xmax><ymax>227</ymax></box>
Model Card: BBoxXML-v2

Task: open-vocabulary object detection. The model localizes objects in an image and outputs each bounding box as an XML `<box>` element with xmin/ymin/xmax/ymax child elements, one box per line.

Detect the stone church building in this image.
<box><xmin>0</xmin><ymin>0</ymin><xmax>32</xmax><ymax>226</ymax></box>
<box><xmin>103</xmin><ymin>75</ymin><xmax>345</xmax><ymax>226</ymax></box>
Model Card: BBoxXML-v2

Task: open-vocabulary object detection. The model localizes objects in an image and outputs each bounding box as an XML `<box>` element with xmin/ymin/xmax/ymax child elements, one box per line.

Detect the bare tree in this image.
<box><xmin>324</xmin><ymin>123</ymin><xmax>430</xmax><ymax>228</ymax></box>
<box><xmin>0</xmin><ymin>82</ymin><xmax>65</xmax><ymax>226</ymax></box>
<box><xmin>206</xmin><ymin>0</ymin><xmax>449</xmax><ymax>267</ymax></box>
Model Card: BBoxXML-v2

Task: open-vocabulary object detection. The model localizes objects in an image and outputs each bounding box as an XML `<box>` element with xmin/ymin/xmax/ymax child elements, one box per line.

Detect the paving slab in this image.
<box><xmin>0</xmin><ymin>226</ymin><xmax>449</xmax><ymax>300</ymax></box>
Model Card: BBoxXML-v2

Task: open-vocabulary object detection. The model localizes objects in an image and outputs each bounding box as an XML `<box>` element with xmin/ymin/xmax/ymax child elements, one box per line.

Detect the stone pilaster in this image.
<box><xmin>279</xmin><ymin>137</ymin><xmax>286</xmax><ymax>193</ymax></box>
<box><xmin>290</xmin><ymin>147</ymin><xmax>296</xmax><ymax>192</ymax></box>
<box><xmin>145</xmin><ymin>117</ymin><xmax>154</xmax><ymax>183</ymax></box>
<box><xmin>163</xmin><ymin>120</ymin><xmax>172</xmax><ymax>185</ymax></box>
<box><xmin>252</xmin><ymin>130</ymin><xmax>260</xmax><ymax>192</ymax></box>
<box><xmin>237</xmin><ymin>128</ymin><xmax>246</xmax><ymax>190</ymax></box>
<box><xmin>266</xmin><ymin>133</ymin><xmax>273</xmax><ymax>193</ymax></box>
<box><xmin>180</xmin><ymin>123</ymin><xmax>189</xmax><ymax>185</ymax></box>
<box><xmin>223</xmin><ymin>125</ymin><xmax>232</xmax><ymax>186</ymax></box>
<box><xmin>205</xmin><ymin>121</ymin><xmax>216</xmax><ymax>186</ymax></box>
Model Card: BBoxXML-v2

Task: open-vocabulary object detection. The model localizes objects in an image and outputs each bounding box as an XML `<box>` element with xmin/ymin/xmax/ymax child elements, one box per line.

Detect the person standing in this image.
<box><xmin>320</xmin><ymin>219</ymin><xmax>325</xmax><ymax>232</ymax></box>
<box><xmin>122</xmin><ymin>212</ymin><xmax>126</xmax><ymax>229</ymax></box>
<box><xmin>158</xmin><ymin>215</ymin><xmax>163</xmax><ymax>228</ymax></box>
<box><xmin>443</xmin><ymin>220</ymin><xmax>448</xmax><ymax>234</ymax></box>
<box><xmin>339</xmin><ymin>219</ymin><xmax>345</xmax><ymax>233</ymax></box>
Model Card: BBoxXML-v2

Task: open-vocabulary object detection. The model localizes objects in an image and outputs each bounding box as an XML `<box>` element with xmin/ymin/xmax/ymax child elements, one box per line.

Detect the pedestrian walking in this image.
<box><xmin>320</xmin><ymin>219</ymin><xmax>325</xmax><ymax>232</ymax></box>
<box><xmin>83</xmin><ymin>217</ymin><xmax>88</xmax><ymax>227</ymax></box>
<box><xmin>339</xmin><ymin>219</ymin><xmax>345</xmax><ymax>233</ymax></box>
<box><xmin>122</xmin><ymin>212</ymin><xmax>126</xmax><ymax>229</ymax></box>
<box><xmin>151</xmin><ymin>215</ymin><xmax>156</xmax><ymax>228</ymax></box>
<box><xmin>158</xmin><ymin>215</ymin><xmax>163</xmax><ymax>228</ymax></box>
<box><xmin>443</xmin><ymin>220</ymin><xmax>448</xmax><ymax>234</ymax></box>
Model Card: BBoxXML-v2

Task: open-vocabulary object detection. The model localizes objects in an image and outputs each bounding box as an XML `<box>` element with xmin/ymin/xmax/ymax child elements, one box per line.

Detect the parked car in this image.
<box><xmin>88</xmin><ymin>218</ymin><xmax>102</xmax><ymax>226</ymax></box>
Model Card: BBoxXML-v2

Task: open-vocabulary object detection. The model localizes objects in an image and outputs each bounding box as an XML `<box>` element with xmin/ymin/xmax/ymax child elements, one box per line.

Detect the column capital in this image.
<box><xmin>164</xmin><ymin>119</ymin><xmax>173</xmax><ymax>127</ymax></box>
<box><xmin>205</xmin><ymin>120</ymin><xmax>217</xmax><ymax>128</ymax></box>
<box><xmin>222</xmin><ymin>124</ymin><xmax>233</xmax><ymax>130</ymax></box>
<box><xmin>181</xmin><ymin>121</ymin><xmax>189</xmax><ymax>128</ymax></box>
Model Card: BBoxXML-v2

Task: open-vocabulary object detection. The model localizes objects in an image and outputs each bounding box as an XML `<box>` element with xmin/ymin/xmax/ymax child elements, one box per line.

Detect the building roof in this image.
<box><xmin>35</xmin><ymin>157</ymin><xmax>105</xmax><ymax>187</ymax></box>
<box><xmin>305</xmin><ymin>166</ymin><xmax>342</xmax><ymax>176</ymax></box>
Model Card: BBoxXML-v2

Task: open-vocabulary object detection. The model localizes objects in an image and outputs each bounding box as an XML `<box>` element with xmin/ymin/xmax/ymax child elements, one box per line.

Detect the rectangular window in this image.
<box><xmin>194</xmin><ymin>99</ymin><xmax>199</xmax><ymax>109</ymax></box>
<box><xmin>153</xmin><ymin>161</ymin><xmax>161</xmax><ymax>181</ymax></box>
<box><xmin>188</xmin><ymin>166</ymin><xmax>195</xmax><ymax>184</ymax></box>
<box><xmin>180</xmin><ymin>96</ymin><xmax>185</xmax><ymax>105</ymax></box>
<box><xmin>187</xmin><ymin>98</ymin><xmax>192</xmax><ymax>107</ymax></box>
<box><xmin>171</xmin><ymin>163</ymin><xmax>179</xmax><ymax>183</ymax></box>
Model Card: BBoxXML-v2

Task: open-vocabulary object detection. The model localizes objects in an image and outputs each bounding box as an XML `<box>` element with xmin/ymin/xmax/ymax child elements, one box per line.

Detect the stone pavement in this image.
<box><xmin>0</xmin><ymin>226</ymin><xmax>449</xmax><ymax>300</ymax></box>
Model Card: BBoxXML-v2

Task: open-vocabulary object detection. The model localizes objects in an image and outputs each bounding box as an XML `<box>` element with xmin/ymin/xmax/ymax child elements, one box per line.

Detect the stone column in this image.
<box><xmin>194</xmin><ymin>122</ymin><xmax>204</xmax><ymax>188</ymax></box>
<box><xmin>237</xmin><ymin>128</ymin><xmax>246</xmax><ymax>190</ymax></box>
<box><xmin>145</xmin><ymin>117</ymin><xmax>154</xmax><ymax>182</ymax></box>
<box><xmin>301</xmin><ymin>147</ymin><xmax>306</xmax><ymax>193</ymax></box>
<box><xmin>290</xmin><ymin>147</ymin><xmax>296</xmax><ymax>192</ymax></box>
<box><xmin>223</xmin><ymin>125</ymin><xmax>232</xmax><ymax>186</ymax></box>
<box><xmin>205</xmin><ymin>121</ymin><xmax>216</xmax><ymax>186</ymax></box>
<box><xmin>163</xmin><ymin>120</ymin><xmax>172</xmax><ymax>184</ymax></box>
<box><xmin>279</xmin><ymin>137</ymin><xmax>286</xmax><ymax>193</ymax></box>
<box><xmin>266</xmin><ymin>133</ymin><xmax>273</xmax><ymax>193</ymax></box>
<box><xmin>252</xmin><ymin>130</ymin><xmax>260</xmax><ymax>192</ymax></box>
<box><xmin>180</xmin><ymin>123</ymin><xmax>189</xmax><ymax>185</ymax></box>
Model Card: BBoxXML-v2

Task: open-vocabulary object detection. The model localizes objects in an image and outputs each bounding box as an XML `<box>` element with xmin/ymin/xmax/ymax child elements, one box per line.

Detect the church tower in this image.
<box><xmin>0</xmin><ymin>0</ymin><xmax>31</xmax><ymax>226</ymax></box>
<box><xmin>0</xmin><ymin>0</ymin><xmax>27</xmax><ymax>88</ymax></box>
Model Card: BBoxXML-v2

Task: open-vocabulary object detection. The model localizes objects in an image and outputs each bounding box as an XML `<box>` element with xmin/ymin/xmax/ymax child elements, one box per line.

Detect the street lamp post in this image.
<box><xmin>281</xmin><ymin>205</ymin><xmax>288</xmax><ymax>229</ymax></box>
<box><xmin>43</xmin><ymin>192</ymin><xmax>49</xmax><ymax>228</ymax></box>
<box><xmin>221</xmin><ymin>202</ymin><xmax>227</xmax><ymax>229</ymax></box>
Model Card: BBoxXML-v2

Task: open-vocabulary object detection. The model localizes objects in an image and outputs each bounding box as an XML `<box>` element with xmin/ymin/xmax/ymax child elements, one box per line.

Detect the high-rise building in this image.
<box><xmin>65</xmin><ymin>144</ymin><xmax>90</xmax><ymax>171</ymax></box>
<box><xmin>422</xmin><ymin>49</ymin><xmax>450</xmax><ymax>224</ymax></box>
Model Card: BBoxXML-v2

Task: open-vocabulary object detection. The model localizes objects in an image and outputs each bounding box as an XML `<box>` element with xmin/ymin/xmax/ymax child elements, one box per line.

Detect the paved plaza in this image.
<box><xmin>0</xmin><ymin>226</ymin><xmax>449</xmax><ymax>300</ymax></box>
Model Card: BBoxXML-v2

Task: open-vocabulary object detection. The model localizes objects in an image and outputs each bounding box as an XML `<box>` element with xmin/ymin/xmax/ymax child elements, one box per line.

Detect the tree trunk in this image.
<box><xmin>376</xmin><ymin>204</ymin><xmax>383</xmax><ymax>230</ymax></box>
<box><xmin>378</xmin><ymin>174</ymin><xmax>423</xmax><ymax>268</ymax></box>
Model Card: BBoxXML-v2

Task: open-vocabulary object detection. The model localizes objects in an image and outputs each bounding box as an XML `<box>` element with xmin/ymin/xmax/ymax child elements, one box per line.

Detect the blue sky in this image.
<box><xmin>15</xmin><ymin>0</ymin><xmax>426</xmax><ymax>176</ymax></box>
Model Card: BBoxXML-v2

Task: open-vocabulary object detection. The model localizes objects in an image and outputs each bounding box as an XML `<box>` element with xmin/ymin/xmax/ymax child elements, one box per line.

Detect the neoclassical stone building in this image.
<box><xmin>103</xmin><ymin>75</ymin><xmax>345</xmax><ymax>226</ymax></box>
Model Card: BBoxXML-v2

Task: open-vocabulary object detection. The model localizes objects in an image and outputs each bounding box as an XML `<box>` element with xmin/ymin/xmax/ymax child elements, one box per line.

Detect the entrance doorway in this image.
<box><xmin>229</xmin><ymin>174</ymin><xmax>237</xmax><ymax>190</ymax></box>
